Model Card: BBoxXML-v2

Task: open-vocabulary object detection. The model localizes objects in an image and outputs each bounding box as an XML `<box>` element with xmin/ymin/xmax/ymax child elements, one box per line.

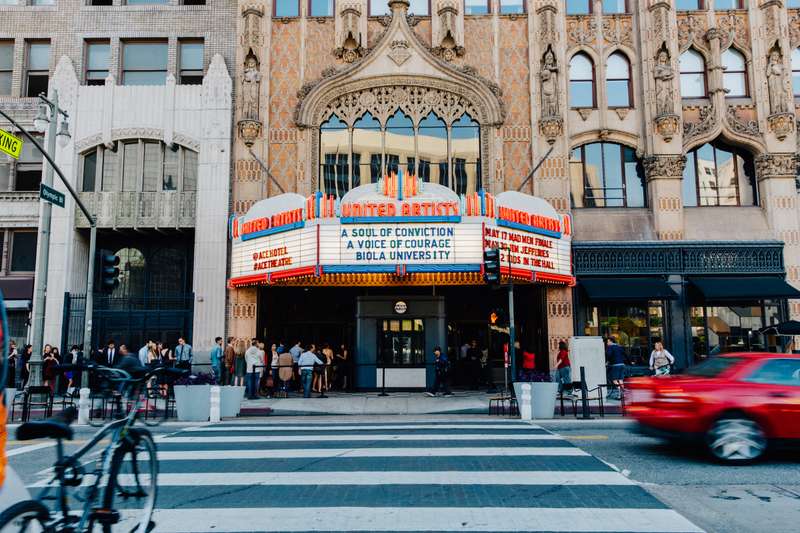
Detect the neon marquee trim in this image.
<box><xmin>341</xmin><ymin>216</ymin><xmax>462</xmax><ymax>224</ymax></box>
<box><xmin>496</xmin><ymin>219</ymin><xmax>562</xmax><ymax>239</ymax></box>
<box><xmin>240</xmin><ymin>221</ymin><xmax>305</xmax><ymax>241</ymax></box>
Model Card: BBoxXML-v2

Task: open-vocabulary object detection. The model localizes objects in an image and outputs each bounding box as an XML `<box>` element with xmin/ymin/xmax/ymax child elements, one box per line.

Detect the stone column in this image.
<box><xmin>546</xmin><ymin>286</ymin><xmax>573</xmax><ymax>371</ymax></box>
<box><xmin>643</xmin><ymin>155</ymin><xmax>686</xmax><ymax>241</ymax></box>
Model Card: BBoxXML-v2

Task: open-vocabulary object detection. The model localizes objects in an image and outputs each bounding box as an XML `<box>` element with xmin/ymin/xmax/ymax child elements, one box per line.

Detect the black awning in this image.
<box><xmin>0</xmin><ymin>278</ymin><xmax>34</xmax><ymax>300</ymax></box>
<box><xmin>579</xmin><ymin>277</ymin><xmax>678</xmax><ymax>301</ymax></box>
<box><xmin>759</xmin><ymin>320</ymin><xmax>800</xmax><ymax>336</ymax></box>
<box><xmin>689</xmin><ymin>276</ymin><xmax>800</xmax><ymax>301</ymax></box>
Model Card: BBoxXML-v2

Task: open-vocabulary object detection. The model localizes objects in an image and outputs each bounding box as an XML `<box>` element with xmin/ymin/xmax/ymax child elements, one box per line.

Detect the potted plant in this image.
<box><xmin>173</xmin><ymin>372</ymin><xmax>216</xmax><ymax>421</ymax></box>
<box><xmin>513</xmin><ymin>371</ymin><xmax>558</xmax><ymax>420</ymax></box>
<box><xmin>219</xmin><ymin>382</ymin><xmax>245</xmax><ymax>418</ymax></box>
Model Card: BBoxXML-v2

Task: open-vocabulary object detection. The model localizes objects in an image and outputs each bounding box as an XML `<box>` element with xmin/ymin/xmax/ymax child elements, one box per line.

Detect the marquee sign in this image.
<box><xmin>229</xmin><ymin>173</ymin><xmax>574</xmax><ymax>287</ymax></box>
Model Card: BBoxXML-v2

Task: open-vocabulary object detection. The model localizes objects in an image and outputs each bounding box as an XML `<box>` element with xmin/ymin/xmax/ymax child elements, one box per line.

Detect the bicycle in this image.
<box><xmin>0</xmin><ymin>362</ymin><xmax>186</xmax><ymax>533</ymax></box>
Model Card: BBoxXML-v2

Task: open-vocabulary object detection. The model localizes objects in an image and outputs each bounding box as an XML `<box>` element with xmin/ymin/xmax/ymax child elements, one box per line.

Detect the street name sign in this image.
<box><xmin>40</xmin><ymin>183</ymin><xmax>65</xmax><ymax>208</ymax></box>
<box><xmin>0</xmin><ymin>129</ymin><xmax>23</xmax><ymax>159</ymax></box>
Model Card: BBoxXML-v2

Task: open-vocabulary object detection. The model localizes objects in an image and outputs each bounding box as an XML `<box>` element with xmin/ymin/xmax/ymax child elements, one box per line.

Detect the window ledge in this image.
<box><xmin>683</xmin><ymin>205</ymin><xmax>761</xmax><ymax>210</ymax></box>
<box><xmin>0</xmin><ymin>191</ymin><xmax>40</xmax><ymax>201</ymax></box>
<box><xmin>572</xmin><ymin>207</ymin><xmax>649</xmax><ymax>211</ymax></box>
<box><xmin>682</xmin><ymin>98</ymin><xmax>711</xmax><ymax>107</ymax></box>
<box><xmin>82</xmin><ymin>5</ymin><xmax>209</xmax><ymax>10</ymax></box>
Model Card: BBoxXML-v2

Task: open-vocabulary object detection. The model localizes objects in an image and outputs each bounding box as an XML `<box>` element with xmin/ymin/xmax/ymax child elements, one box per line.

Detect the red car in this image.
<box><xmin>626</xmin><ymin>353</ymin><xmax>800</xmax><ymax>463</ymax></box>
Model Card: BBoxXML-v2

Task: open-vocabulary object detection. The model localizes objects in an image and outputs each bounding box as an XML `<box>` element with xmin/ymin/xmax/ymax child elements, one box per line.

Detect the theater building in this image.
<box><xmin>227</xmin><ymin>0</ymin><xmax>800</xmax><ymax>386</ymax></box>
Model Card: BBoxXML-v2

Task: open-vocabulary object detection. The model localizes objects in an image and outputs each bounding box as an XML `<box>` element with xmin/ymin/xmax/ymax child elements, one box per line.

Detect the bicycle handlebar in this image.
<box><xmin>55</xmin><ymin>363</ymin><xmax>188</xmax><ymax>385</ymax></box>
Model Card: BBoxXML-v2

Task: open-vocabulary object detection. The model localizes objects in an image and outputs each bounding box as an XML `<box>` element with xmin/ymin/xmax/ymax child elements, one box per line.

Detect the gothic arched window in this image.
<box><xmin>679</xmin><ymin>48</ymin><xmax>707</xmax><ymax>98</ymax></box>
<box><xmin>569</xmin><ymin>142</ymin><xmax>645</xmax><ymax>208</ymax></box>
<box><xmin>112</xmin><ymin>247</ymin><xmax>146</xmax><ymax>300</ymax></box>
<box><xmin>418</xmin><ymin>112</ymin><xmax>449</xmax><ymax>186</ymax></box>
<box><xmin>569</xmin><ymin>53</ymin><xmax>596</xmax><ymax>108</ymax></box>
<box><xmin>352</xmin><ymin>112</ymin><xmax>382</xmax><ymax>186</ymax></box>
<box><xmin>791</xmin><ymin>47</ymin><xmax>800</xmax><ymax>96</ymax></box>
<box><xmin>606</xmin><ymin>52</ymin><xmax>632</xmax><ymax>108</ymax></box>
<box><xmin>721</xmin><ymin>48</ymin><xmax>748</xmax><ymax>97</ymax></box>
<box><xmin>320</xmin><ymin>115</ymin><xmax>350</xmax><ymax>196</ymax></box>
<box><xmin>451</xmin><ymin>113</ymin><xmax>481</xmax><ymax>195</ymax></box>
<box><xmin>385</xmin><ymin>111</ymin><xmax>415</xmax><ymax>177</ymax></box>
<box><xmin>682</xmin><ymin>141</ymin><xmax>757</xmax><ymax>207</ymax></box>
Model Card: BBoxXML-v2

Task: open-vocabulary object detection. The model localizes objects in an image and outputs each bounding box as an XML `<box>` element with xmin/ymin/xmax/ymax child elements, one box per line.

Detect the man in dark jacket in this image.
<box><xmin>426</xmin><ymin>347</ymin><xmax>452</xmax><ymax>397</ymax></box>
<box><xmin>99</xmin><ymin>339</ymin><xmax>121</xmax><ymax>367</ymax></box>
<box><xmin>606</xmin><ymin>336</ymin><xmax>626</xmax><ymax>399</ymax></box>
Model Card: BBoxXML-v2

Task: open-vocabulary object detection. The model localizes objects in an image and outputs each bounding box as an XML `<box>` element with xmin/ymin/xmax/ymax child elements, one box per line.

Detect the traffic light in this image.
<box><xmin>483</xmin><ymin>248</ymin><xmax>501</xmax><ymax>285</ymax></box>
<box><xmin>99</xmin><ymin>250</ymin><xmax>120</xmax><ymax>293</ymax></box>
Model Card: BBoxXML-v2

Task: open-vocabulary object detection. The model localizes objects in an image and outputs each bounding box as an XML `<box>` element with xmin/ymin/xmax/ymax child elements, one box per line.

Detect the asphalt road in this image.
<box><xmin>543</xmin><ymin>420</ymin><xmax>800</xmax><ymax>533</ymax></box>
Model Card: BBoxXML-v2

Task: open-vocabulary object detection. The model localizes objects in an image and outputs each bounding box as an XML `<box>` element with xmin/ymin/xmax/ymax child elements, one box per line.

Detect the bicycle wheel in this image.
<box><xmin>101</xmin><ymin>428</ymin><xmax>158</xmax><ymax>533</ymax></box>
<box><xmin>0</xmin><ymin>500</ymin><xmax>49</xmax><ymax>533</ymax></box>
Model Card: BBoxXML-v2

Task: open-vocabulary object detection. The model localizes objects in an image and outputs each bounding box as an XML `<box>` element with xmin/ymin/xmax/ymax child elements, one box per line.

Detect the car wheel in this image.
<box><xmin>706</xmin><ymin>416</ymin><xmax>767</xmax><ymax>463</ymax></box>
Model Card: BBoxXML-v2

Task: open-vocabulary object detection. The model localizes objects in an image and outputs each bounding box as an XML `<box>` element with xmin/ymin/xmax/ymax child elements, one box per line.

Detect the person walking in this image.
<box><xmin>223</xmin><ymin>337</ymin><xmax>236</xmax><ymax>386</ymax></box>
<box><xmin>426</xmin><ymin>347</ymin><xmax>452</xmax><ymax>397</ymax></box>
<box><xmin>174</xmin><ymin>337</ymin><xmax>193</xmax><ymax>371</ymax></box>
<box><xmin>606</xmin><ymin>336</ymin><xmax>626</xmax><ymax>399</ymax></box>
<box><xmin>556</xmin><ymin>341</ymin><xmax>572</xmax><ymax>396</ymax></box>
<box><xmin>210</xmin><ymin>337</ymin><xmax>224</xmax><ymax>381</ymax></box>
<box><xmin>298</xmin><ymin>343</ymin><xmax>323</xmax><ymax>398</ymax></box>
<box><xmin>649</xmin><ymin>341</ymin><xmax>675</xmax><ymax>376</ymax></box>
<box><xmin>244</xmin><ymin>339</ymin><xmax>261</xmax><ymax>399</ymax></box>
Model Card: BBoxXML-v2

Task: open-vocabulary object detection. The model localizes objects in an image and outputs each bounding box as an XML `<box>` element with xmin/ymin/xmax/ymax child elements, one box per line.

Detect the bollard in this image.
<box><xmin>520</xmin><ymin>383</ymin><xmax>532</xmax><ymax>420</ymax></box>
<box><xmin>579</xmin><ymin>366</ymin><xmax>593</xmax><ymax>420</ymax></box>
<box><xmin>209</xmin><ymin>385</ymin><xmax>221</xmax><ymax>422</ymax></box>
<box><xmin>78</xmin><ymin>388</ymin><xmax>91</xmax><ymax>425</ymax></box>
<box><xmin>378</xmin><ymin>365</ymin><xmax>388</xmax><ymax>397</ymax></box>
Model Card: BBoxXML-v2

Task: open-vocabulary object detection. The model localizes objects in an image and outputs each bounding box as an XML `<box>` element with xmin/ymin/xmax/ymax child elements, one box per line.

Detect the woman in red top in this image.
<box><xmin>518</xmin><ymin>348</ymin><xmax>536</xmax><ymax>381</ymax></box>
<box><xmin>556</xmin><ymin>341</ymin><xmax>572</xmax><ymax>395</ymax></box>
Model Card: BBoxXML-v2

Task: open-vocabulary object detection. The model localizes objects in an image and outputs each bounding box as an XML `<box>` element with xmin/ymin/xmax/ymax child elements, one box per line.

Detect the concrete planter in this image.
<box><xmin>174</xmin><ymin>384</ymin><xmax>211</xmax><ymax>422</ymax></box>
<box><xmin>4</xmin><ymin>388</ymin><xmax>16</xmax><ymax>409</ymax></box>
<box><xmin>513</xmin><ymin>381</ymin><xmax>558</xmax><ymax>420</ymax></box>
<box><xmin>220</xmin><ymin>385</ymin><xmax>245</xmax><ymax>418</ymax></box>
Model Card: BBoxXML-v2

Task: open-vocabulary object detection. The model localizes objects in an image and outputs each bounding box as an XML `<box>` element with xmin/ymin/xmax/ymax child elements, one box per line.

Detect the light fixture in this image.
<box><xmin>33</xmin><ymin>103</ymin><xmax>50</xmax><ymax>133</ymax></box>
<box><xmin>56</xmin><ymin>119</ymin><xmax>71</xmax><ymax>148</ymax></box>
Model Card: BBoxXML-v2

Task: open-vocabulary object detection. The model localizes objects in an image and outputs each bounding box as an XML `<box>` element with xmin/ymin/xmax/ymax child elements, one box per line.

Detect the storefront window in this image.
<box><xmin>583</xmin><ymin>301</ymin><xmax>666</xmax><ymax>366</ymax></box>
<box><xmin>379</xmin><ymin>319</ymin><xmax>425</xmax><ymax>366</ymax></box>
<box><xmin>690</xmin><ymin>301</ymin><xmax>781</xmax><ymax>363</ymax></box>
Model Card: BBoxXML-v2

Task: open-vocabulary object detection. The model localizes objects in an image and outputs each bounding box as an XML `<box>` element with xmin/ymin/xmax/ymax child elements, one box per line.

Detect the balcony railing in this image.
<box><xmin>75</xmin><ymin>191</ymin><xmax>196</xmax><ymax>229</ymax></box>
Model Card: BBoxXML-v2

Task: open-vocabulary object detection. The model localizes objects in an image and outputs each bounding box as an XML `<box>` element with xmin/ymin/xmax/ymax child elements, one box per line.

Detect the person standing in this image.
<box><xmin>289</xmin><ymin>341</ymin><xmax>302</xmax><ymax>391</ymax></box>
<box><xmin>426</xmin><ymin>347</ymin><xmax>452</xmax><ymax>397</ymax></box>
<box><xmin>556</xmin><ymin>341</ymin><xmax>572</xmax><ymax>396</ymax></box>
<box><xmin>649</xmin><ymin>341</ymin><xmax>675</xmax><ymax>376</ymax></box>
<box><xmin>210</xmin><ymin>337</ymin><xmax>224</xmax><ymax>381</ymax></box>
<box><xmin>99</xmin><ymin>339</ymin><xmax>119</xmax><ymax>367</ymax></box>
<box><xmin>244</xmin><ymin>339</ymin><xmax>261</xmax><ymax>399</ymax></box>
<box><xmin>466</xmin><ymin>340</ymin><xmax>482</xmax><ymax>390</ymax></box>
<box><xmin>233</xmin><ymin>340</ymin><xmax>247</xmax><ymax>387</ymax></box>
<box><xmin>606</xmin><ymin>336</ymin><xmax>626</xmax><ymax>399</ymax></box>
<box><xmin>519</xmin><ymin>347</ymin><xmax>536</xmax><ymax>382</ymax></box>
<box><xmin>175</xmin><ymin>337</ymin><xmax>193</xmax><ymax>371</ymax></box>
<box><xmin>270</xmin><ymin>343</ymin><xmax>280</xmax><ymax>390</ymax></box>
<box><xmin>138</xmin><ymin>340</ymin><xmax>153</xmax><ymax>367</ymax></box>
<box><xmin>334</xmin><ymin>344</ymin><xmax>350</xmax><ymax>391</ymax></box>
<box><xmin>223</xmin><ymin>337</ymin><xmax>236</xmax><ymax>386</ymax></box>
<box><xmin>42</xmin><ymin>345</ymin><xmax>58</xmax><ymax>394</ymax></box>
<box><xmin>297</xmin><ymin>343</ymin><xmax>323</xmax><ymax>398</ymax></box>
<box><xmin>8</xmin><ymin>340</ymin><xmax>19</xmax><ymax>389</ymax></box>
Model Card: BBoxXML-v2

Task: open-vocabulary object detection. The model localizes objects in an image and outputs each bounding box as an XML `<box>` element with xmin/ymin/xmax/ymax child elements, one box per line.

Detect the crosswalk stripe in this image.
<box><xmin>109</xmin><ymin>470</ymin><xmax>633</xmax><ymax>487</ymax></box>
<box><xmin>119</xmin><ymin>507</ymin><xmax>703</xmax><ymax>532</ymax></box>
<box><xmin>185</xmin><ymin>424</ymin><xmax>542</xmax><ymax>432</ymax></box>
<box><xmin>150</xmin><ymin>446</ymin><xmax>590</xmax><ymax>460</ymax></box>
<box><xmin>161</xmin><ymin>433</ymin><xmax>564</xmax><ymax>443</ymax></box>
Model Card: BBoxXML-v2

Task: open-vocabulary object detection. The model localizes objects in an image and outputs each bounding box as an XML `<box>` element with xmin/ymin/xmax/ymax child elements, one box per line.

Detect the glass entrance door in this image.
<box><xmin>378</xmin><ymin>319</ymin><xmax>425</xmax><ymax>367</ymax></box>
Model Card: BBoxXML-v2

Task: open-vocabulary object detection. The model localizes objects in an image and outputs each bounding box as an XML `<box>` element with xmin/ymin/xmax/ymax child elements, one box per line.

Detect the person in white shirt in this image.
<box><xmin>649</xmin><ymin>341</ymin><xmax>675</xmax><ymax>376</ymax></box>
<box><xmin>297</xmin><ymin>344</ymin><xmax>323</xmax><ymax>398</ymax></box>
<box><xmin>244</xmin><ymin>339</ymin><xmax>262</xmax><ymax>399</ymax></box>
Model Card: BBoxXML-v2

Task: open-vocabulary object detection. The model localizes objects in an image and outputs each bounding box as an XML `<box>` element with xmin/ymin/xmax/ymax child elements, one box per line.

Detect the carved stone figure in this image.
<box><xmin>335</xmin><ymin>1</ymin><xmax>364</xmax><ymax>63</ymax></box>
<box><xmin>766</xmin><ymin>45</ymin><xmax>788</xmax><ymax>115</ymax></box>
<box><xmin>653</xmin><ymin>44</ymin><xmax>675</xmax><ymax>116</ymax></box>
<box><xmin>242</xmin><ymin>52</ymin><xmax>261</xmax><ymax>121</ymax></box>
<box><xmin>433</xmin><ymin>0</ymin><xmax>464</xmax><ymax>62</ymax></box>
<box><xmin>540</xmin><ymin>46</ymin><xmax>559</xmax><ymax>118</ymax></box>
<box><xmin>242</xmin><ymin>7</ymin><xmax>263</xmax><ymax>49</ymax></box>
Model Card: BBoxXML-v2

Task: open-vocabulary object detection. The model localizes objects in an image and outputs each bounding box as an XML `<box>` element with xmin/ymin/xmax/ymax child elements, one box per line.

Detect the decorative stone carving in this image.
<box><xmin>539</xmin><ymin>45</ymin><xmax>559</xmax><ymax>119</ymax></box>
<box><xmin>334</xmin><ymin>1</ymin><xmax>364</xmax><ymax>64</ymax></box>
<box><xmin>567</xmin><ymin>16</ymin><xmax>597</xmax><ymax>48</ymax></box>
<box><xmin>767</xmin><ymin>112</ymin><xmax>796</xmax><ymax>141</ymax></box>
<box><xmin>238</xmin><ymin>120</ymin><xmax>261</xmax><ymax>147</ymax></box>
<box><xmin>538</xmin><ymin>117</ymin><xmax>563</xmax><ymax>145</ymax></box>
<box><xmin>602</xmin><ymin>15</ymin><xmax>633</xmax><ymax>47</ymax></box>
<box><xmin>537</xmin><ymin>4</ymin><xmax>557</xmax><ymax>44</ymax></box>
<box><xmin>726</xmin><ymin>105</ymin><xmax>760</xmax><ymax>137</ymax></box>
<box><xmin>643</xmin><ymin>155</ymin><xmax>687</xmax><ymax>180</ymax></box>
<box><xmin>766</xmin><ymin>42</ymin><xmax>789</xmax><ymax>115</ymax></box>
<box><xmin>655</xmin><ymin>115</ymin><xmax>680</xmax><ymax>141</ymax></box>
<box><xmin>683</xmin><ymin>104</ymin><xmax>715</xmax><ymax>144</ymax></box>
<box><xmin>241</xmin><ymin>51</ymin><xmax>261</xmax><ymax>121</ymax></box>
<box><xmin>790</xmin><ymin>12</ymin><xmax>800</xmax><ymax>49</ymax></box>
<box><xmin>431</xmin><ymin>0</ymin><xmax>464</xmax><ymax>62</ymax></box>
<box><xmin>615</xmin><ymin>108</ymin><xmax>630</xmax><ymax>120</ymax></box>
<box><xmin>388</xmin><ymin>40</ymin><xmax>412</xmax><ymax>66</ymax></box>
<box><xmin>677</xmin><ymin>14</ymin><xmax>706</xmax><ymax>53</ymax></box>
<box><xmin>241</xmin><ymin>6</ymin><xmax>263</xmax><ymax>49</ymax></box>
<box><xmin>651</xmin><ymin>3</ymin><xmax>669</xmax><ymax>40</ymax></box>
<box><xmin>654</xmin><ymin>43</ymin><xmax>675</xmax><ymax>117</ymax></box>
<box><xmin>755</xmin><ymin>153</ymin><xmax>798</xmax><ymax>180</ymax></box>
<box><xmin>717</xmin><ymin>12</ymin><xmax>749</xmax><ymax>52</ymax></box>
<box><xmin>576</xmin><ymin>108</ymin><xmax>593</xmax><ymax>121</ymax></box>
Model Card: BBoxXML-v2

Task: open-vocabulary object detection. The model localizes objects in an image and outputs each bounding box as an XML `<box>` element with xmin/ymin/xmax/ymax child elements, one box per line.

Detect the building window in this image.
<box><xmin>0</xmin><ymin>41</ymin><xmax>12</xmax><ymax>96</ymax></box>
<box><xmin>10</xmin><ymin>231</ymin><xmax>37</xmax><ymax>272</ymax></box>
<box><xmin>679</xmin><ymin>48</ymin><xmax>707</xmax><ymax>98</ymax></box>
<box><xmin>721</xmin><ymin>48</ymin><xmax>747</xmax><ymax>97</ymax></box>
<box><xmin>691</xmin><ymin>301</ymin><xmax>780</xmax><ymax>363</ymax></box>
<box><xmin>274</xmin><ymin>0</ymin><xmax>299</xmax><ymax>16</ymax></box>
<box><xmin>792</xmin><ymin>47</ymin><xmax>800</xmax><ymax>97</ymax></box>
<box><xmin>676</xmin><ymin>0</ymin><xmax>704</xmax><ymax>9</ymax></box>
<box><xmin>451</xmin><ymin>113</ymin><xmax>480</xmax><ymax>195</ymax></box>
<box><xmin>309</xmin><ymin>0</ymin><xmax>334</xmax><ymax>17</ymax></box>
<box><xmin>570</xmin><ymin>142</ymin><xmax>645</xmax><ymax>208</ymax></box>
<box><xmin>788</xmin><ymin>0</ymin><xmax>800</xmax><ymax>7</ymax></box>
<box><xmin>179</xmin><ymin>40</ymin><xmax>203</xmax><ymax>85</ymax></box>
<box><xmin>122</xmin><ymin>41</ymin><xmax>168</xmax><ymax>85</ymax></box>
<box><xmin>682</xmin><ymin>141</ymin><xmax>757</xmax><ymax>207</ymax></box>
<box><xmin>182</xmin><ymin>0</ymin><xmax>205</xmax><ymax>4</ymax></box>
<box><xmin>89</xmin><ymin>0</ymin><xmax>113</xmax><ymax>5</ymax></box>
<box><xmin>464</xmin><ymin>0</ymin><xmax>490</xmax><ymax>15</ymax></box>
<box><xmin>25</xmin><ymin>41</ymin><xmax>50</xmax><ymax>98</ymax></box>
<box><xmin>606</xmin><ymin>52</ymin><xmax>632</xmax><ymax>108</ymax></box>
<box><xmin>584</xmin><ymin>301</ymin><xmax>666</xmax><ymax>366</ymax></box>
<box><xmin>602</xmin><ymin>0</ymin><xmax>627</xmax><ymax>14</ymax></box>
<box><xmin>569</xmin><ymin>53</ymin><xmax>595</xmax><ymax>108</ymax></box>
<box><xmin>566</xmin><ymin>0</ymin><xmax>590</xmax><ymax>15</ymax></box>
<box><xmin>499</xmin><ymin>0</ymin><xmax>525</xmax><ymax>14</ymax></box>
<box><xmin>715</xmin><ymin>0</ymin><xmax>743</xmax><ymax>9</ymax></box>
<box><xmin>408</xmin><ymin>0</ymin><xmax>429</xmax><ymax>15</ymax></box>
<box><xmin>84</xmin><ymin>41</ymin><xmax>110</xmax><ymax>86</ymax></box>
<box><xmin>14</xmin><ymin>134</ymin><xmax>44</xmax><ymax>191</ymax></box>
<box><xmin>126</xmin><ymin>0</ymin><xmax>169</xmax><ymax>5</ymax></box>
<box><xmin>82</xmin><ymin>140</ymin><xmax>198</xmax><ymax>193</ymax></box>
<box><xmin>31</xmin><ymin>0</ymin><xmax>55</xmax><ymax>5</ymax></box>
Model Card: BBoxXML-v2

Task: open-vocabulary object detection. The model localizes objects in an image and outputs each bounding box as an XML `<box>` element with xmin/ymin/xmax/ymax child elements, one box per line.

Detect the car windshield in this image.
<box><xmin>685</xmin><ymin>357</ymin><xmax>743</xmax><ymax>377</ymax></box>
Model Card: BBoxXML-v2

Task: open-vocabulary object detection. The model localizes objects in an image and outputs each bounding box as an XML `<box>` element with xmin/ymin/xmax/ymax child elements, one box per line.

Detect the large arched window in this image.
<box><xmin>352</xmin><ymin>112</ymin><xmax>382</xmax><ymax>186</ymax></box>
<box><xmin>112</xmin><ymin>247</ymin><xmax>146</xmax><ymax>300</ymax></box>
<box><xmin>569</xmin><ymin>142</ymin><xmax>645</xmax><ymax>208</ymax></box>
<box><xmin>385</xmin><ymin>111</ymin><xmax>415</xmax><ymax>178</ymax></box>
<box><xmin>320</xmin><ymin>114</ymin><xmax>349</xmax><ymax>197</ymax></box>
<box><xmin>80</xmin><ymin>140</ymin><xmax>198</xmax><ymax>193</ymax></box>
<box><xmin>451</xmin><ymin>113</ymin><xmax>481</xmax><ymax>195</ymax></box>
<box><xmin>606</xmin><ymin>52</ymin><xmax>632</xmax><ymax>108</ymax></box>
<box><xmin>682</xmin><ymin>141</ymin><xmax>757</xmax><ymax>207</ymax></box>
<box><xmin>418</xmin><ymin>112</ymin><xmax>449</xmax><ymax>186</ymax></box>
<box><xmin>570</xmin><ymin>53</ymin><xmax>596</xmax><ymax>108</ymax></box>
<box><xmin>679</xmin><ymin>48</ymin><xmax>707</xmax><ymax>98</ymax></box>
<box><xmin>721</xmin><ymin>48</ymin><xmax>747</xmax><ymax>97</ymax></box>
<box><xmin>792</xmin><ymin>47</ymin><xmax>800</xmax><ymax>96</ymax></box>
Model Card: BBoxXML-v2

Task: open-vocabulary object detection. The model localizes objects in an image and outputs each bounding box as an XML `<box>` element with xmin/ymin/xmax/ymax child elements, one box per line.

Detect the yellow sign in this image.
<box><xmin>0</xmin><ymin>129</ymin><xmax>23</xmax><ymax>159</ymax></box>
